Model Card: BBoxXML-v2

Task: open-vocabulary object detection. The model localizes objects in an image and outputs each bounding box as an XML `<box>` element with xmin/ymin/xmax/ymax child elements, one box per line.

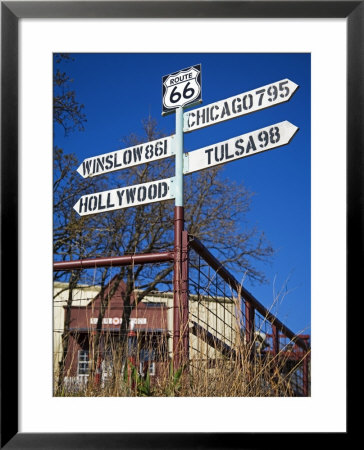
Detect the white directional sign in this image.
<box><xmin>183</xmin><ymin>121</ymin><xmax>298</xmax><ymax>175</ymax></box>
<box><xmin>73</xmin><ymin>177</ymin><xmax>175</xmax><ymax>216</ymax></box>
<box><xmin>184</xmin><ymin>79</ymin><xmax>298</xmax><ymax>133</ymax></box>
<box><xmin>162</xmin><ymin>64</ymin><xmax>201</xmax><ymax>114</ymax></box>
<box><xmin>77</xmin><ymin>136</ymin><xmax>174</xmax><ymax>178</ymax></box>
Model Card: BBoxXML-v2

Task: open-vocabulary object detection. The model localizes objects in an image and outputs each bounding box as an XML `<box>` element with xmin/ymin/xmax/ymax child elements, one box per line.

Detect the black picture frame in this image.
<box><xmin>1</xmin><ymin>1</ymin><xmax>356</xmax><ymax>448</ymax></box>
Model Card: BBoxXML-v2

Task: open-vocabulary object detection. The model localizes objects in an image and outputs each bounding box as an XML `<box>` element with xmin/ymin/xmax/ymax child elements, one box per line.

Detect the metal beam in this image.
<box><xmin>53</xmin><ymin>251</ymin><xmax>174</xmax><ymax>271</ymax></box>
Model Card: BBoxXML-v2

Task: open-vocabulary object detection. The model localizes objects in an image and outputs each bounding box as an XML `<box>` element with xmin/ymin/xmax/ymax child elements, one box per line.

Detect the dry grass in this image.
<box><xmin>54</xmin><ymin>290</ymin><xmax>310</xmax><ymax>397</ymax></box>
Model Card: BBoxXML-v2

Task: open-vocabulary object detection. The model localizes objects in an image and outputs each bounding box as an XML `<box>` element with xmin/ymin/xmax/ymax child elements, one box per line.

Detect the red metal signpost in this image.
<box><xmin>172</xmin><ymin>206</ymin><xmax>189</xmax><ymax>371</ymax></box>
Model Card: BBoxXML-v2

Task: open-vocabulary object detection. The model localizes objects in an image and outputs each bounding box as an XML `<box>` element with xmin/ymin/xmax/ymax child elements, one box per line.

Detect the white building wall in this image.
<box><xmin>134</xmin><ymin>291</ymin><xmax>238</xmax><ymax>362</ymax></box>
<box><xmin>53</xmin><ymin>282</ymin><xmax>101</xmax><ymax>370</ymax></box>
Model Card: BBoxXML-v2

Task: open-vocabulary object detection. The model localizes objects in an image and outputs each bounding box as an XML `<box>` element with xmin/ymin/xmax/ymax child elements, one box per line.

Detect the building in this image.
<box><xmin>54</xmin><ymin>277</ymin><xmax>310</xmax><ymax>396</ymax></box>
<box><xmin>54</xmin><ymin>278</ymin><xmax>237</xmax><ymax>389</ymax></box>
<box><xmin>53</xmin><ymin>282</ymin><xmax>101</xmax><ymax>375</ymax></box>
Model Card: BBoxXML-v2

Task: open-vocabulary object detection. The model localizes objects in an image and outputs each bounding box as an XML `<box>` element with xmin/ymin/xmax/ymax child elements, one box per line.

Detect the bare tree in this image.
<box><xmin>53</xmin><ymin>54</ymin><xmax>87</xmax><ymax>136</ymax></box>
<box><xmin>52</xmin><ymin>54</ymin><xmax>274</xmax><ymax>380</ymax></box>
<box><xmin>53</xmin><ymin>54</ymin><xmax>90</xmax><ymax>388</ymax></box>
<box><xmin>63</xmin><ymin>117</ymin><xmax>274</xmax><ymax>367</ymax></box>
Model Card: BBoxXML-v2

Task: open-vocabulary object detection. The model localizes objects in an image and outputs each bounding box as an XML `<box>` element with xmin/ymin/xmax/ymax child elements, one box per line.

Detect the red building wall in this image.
<box><xmin>64</xmin><ymin>278</ymin><xmax>169</xmax><ymax>378</ymax></box>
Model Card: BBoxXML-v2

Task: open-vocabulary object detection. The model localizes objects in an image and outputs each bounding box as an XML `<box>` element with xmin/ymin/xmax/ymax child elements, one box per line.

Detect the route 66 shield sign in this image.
<box><xmin>162</xmin><ymin>64</ymin><xmax>201</xmax><ymax>114</ymax></box>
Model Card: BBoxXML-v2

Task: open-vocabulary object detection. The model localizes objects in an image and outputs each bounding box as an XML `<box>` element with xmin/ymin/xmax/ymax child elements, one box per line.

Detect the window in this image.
<box><xmin>101</xmin><ymin>350</ymin><xmax>114</xmax><ymax>379</ymax></box>
<box><xmin>148</xmin><ymin>362</ymin><xmax>156</xmax><ymax>376</ymax></box>
<box><xmin>139</xmin><ymin>361</ymin><xmax>155</xmax><ymax>377</ymax></box>
<box><xmin>144</xmin><ymin>302</ymin><xmax>165</xmax><ymax>308</ymax></box>
<box><xmin>78</xmin><ymin>349</ymin><xmax>90</xmax><ymax>376</ymax></box>
<box><xmin>139</xmin><ymin>348</ymin><xmax>156</xmax><ymax>377</ymax></box>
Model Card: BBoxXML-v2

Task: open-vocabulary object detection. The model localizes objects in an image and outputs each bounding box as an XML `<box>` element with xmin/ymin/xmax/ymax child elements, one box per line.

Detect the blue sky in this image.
<box><xmin>54</xmin><ymin>53</ymin><xmax>311</xmax><ymax>335</ymax></box>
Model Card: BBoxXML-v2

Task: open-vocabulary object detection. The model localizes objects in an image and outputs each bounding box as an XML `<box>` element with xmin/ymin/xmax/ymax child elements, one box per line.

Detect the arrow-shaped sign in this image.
<box><xmin>184</xmin><ymin>79</ymin><xmax>298</xmax><ymax>133</ymax></box>
<box><xmin>183</xmin><ymin>121</ymin><xmax>299</xmax><ymax>175</ymax></box>
<box><xmin>76</xmin><ymin>135</ymin><xmax>174</xmax><ymax>178</ymax></box>
<box><xmin>73</xmin><ymin>177</ymin><xmax>175</xmax><ymax>216</ymax></box>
